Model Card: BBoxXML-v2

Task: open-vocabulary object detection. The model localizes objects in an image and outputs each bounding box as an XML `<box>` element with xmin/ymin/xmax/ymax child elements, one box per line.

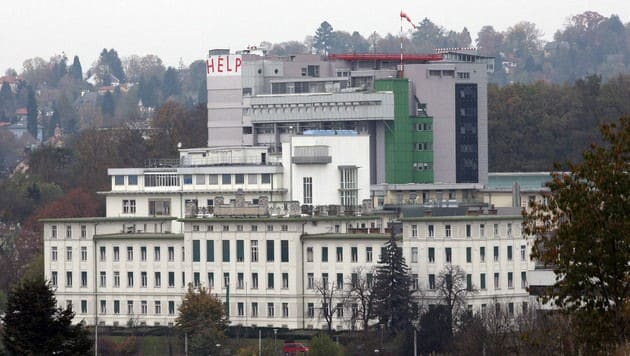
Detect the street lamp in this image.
<box><xmin>273</xmin><ymin>329</ymin><xmax>278</xmax><ymax>355</ymax></box>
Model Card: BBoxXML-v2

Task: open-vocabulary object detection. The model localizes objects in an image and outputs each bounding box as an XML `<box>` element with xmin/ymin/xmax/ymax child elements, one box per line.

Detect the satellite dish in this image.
<box><xmin>177</xmin><ymin>142</ymin><xmax>182</xmax><ymax>149</ymax></box>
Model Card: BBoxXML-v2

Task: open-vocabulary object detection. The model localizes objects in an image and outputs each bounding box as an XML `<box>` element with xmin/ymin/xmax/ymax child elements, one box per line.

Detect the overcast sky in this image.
<box><xmin>2</xmin><ymin>0</ymin><xmax>628</xmax><ymax>73</ymax></box>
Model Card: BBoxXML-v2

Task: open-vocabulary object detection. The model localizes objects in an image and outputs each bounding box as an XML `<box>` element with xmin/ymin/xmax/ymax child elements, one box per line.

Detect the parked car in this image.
<box><xmin>282</xmin><ymin>342</ymin><xmax>309</xmax><ymax>355</ymax></box>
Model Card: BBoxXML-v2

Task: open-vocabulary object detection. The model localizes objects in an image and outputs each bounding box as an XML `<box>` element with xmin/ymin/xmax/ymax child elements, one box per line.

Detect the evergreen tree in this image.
<box><xmin>313</xmin><ymin>21</ymin><xmax>335</xmax><ymax>55</ymax></box>
<box><xmin>373</xmin><ymin>225</ymin><xmax>414</xmax><ymax>332</ymax></box>
<box><xmin>26</xmin><ymin>85</ymin><xmax>38</xmax><ymax>139</ymax></box>
<box><xmin>162</xmin><ymin>67</ymin><xmax>181</xmax><ymax>99</ymax></box>
<box><xmin>98</xmin><ymin>48</ymin><xmax>126</xmax><ymax>82</ymax></box>
<box><xmin>101</xmin><ymin>91</ymin><xmax>115</xmax><ymax>118</ymax></box>
<box><xmin>0</xmin><ymin>81</ymin><xmax>15</xmax><ymax>121</ymax></box>
<box><xmin>70</xmin><ymin>55</ymin><xmax>83</xmax><ymax>81</ymax></box>
<box><xmin>2</xmin><ymin>277</ymin><xmax>91</xmax><ymax>355</ymax></box>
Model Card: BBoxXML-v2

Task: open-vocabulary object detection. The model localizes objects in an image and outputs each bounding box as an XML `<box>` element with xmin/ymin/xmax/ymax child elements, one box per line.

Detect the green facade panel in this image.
<box><xmin>375</xmin><ymin>79</ymin><xmax>434</xmax><ymax>184</ymax></box>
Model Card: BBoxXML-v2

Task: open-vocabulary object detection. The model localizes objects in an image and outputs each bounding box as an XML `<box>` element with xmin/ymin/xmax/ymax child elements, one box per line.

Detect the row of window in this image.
<box><xmin>87</xmin><ymin>246</ymin><xmax>181</xmax><ymax>263</ymax></box>
<box><xmin>73</xmin><ymin>299</ymin><xmax>177</xmax><ymax>316</ymax></box>
<box><xmin>420</xmin><ymin>245</ymin><xmax>528</xmax><ymax>264</ymax></box>
<box><xmin>409</xmin><ymin>223</ymin><xmax>516</xmax><ymax>239</ymax></box>
<box><xmin>49</xmin><ymin>225</ymin><xmax>87</xmax><ymax>239</ymax></box>
<box><xmin>193</xmin><ymin>271</ymin><xmax>290</xmax><ymax>290</ymax></box>
<box><xmin>193</xmin><ymin>223</ymin><xmax>290</xmax><ymax>232</ymax></box>
<box><xmin>305</xmin><ymin>246</ymin><xmax>378</xmax><ymax>263</ymax></box>
<box><xmin>192</xmin><ymin>239</ymin><xmax>289</xmax><ymax>263</ymax></box>
<box><xmin>51</xmin><ymin>271</ymin><xmax>186</xmax><ymax>289</ymax></box>
<box><xmin>421</xmin><ymin>271</ymin><xmax>528</xmax><ymax>291</ymax></box>
<box><xmin>306</xmin><ymin>272</ymin><xmax>373</xmax><ymax>290</ymax></box>
<box><xmin>114</xmin><ymin>174</ymin><xmax>272</xmax><ymax>187</ymax></box>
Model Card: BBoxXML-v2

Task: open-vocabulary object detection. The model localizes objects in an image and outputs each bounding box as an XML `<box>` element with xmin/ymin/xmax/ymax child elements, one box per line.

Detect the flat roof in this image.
<box><xmin>301</xmin><ymin>233</ymin><xmax>392</xmax><ymax>241</ymax></box>
<box><xmin>94</xmin><ymin>233</ymin><xmax>183</xmax><ymax>240</ymax></box>
<box><xmin>179</xmin><ymin>215</ymin><xmax>380</xmax><ymax>223</ymax></box>
<box><xmin>39</xmin><ymin>216</ymin><xmax>177</xmax><ymax>223</ymax></box>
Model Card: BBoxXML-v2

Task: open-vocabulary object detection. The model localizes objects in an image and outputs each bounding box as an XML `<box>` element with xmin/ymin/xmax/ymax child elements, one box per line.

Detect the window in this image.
<box><xmin>336</xmin><ymin>247</ymin><xmax>343</xmax><ymax>262</ymax></box>
<box><xmin>445</xmin><ymin>248</ymin><xmax>452</xmax><ymax>263</ymax></box>
<box><xmin>122</xmin><ymin>199</ymin><xmax>136</xmax><ymax>214</ymax></box>
<box><xmin>307</xmin><ymin>273</ymin><xmax>314</xmax><ymax>289</ymax></box>
<box><xmin>267</xmin><ymin>225</ymin><xmax>273</xmax><ymax>232</ymax></box>
<box><xmin>321</xmin><ymin>247</ymin><xmax>328</xmax><ymax>262</ymax></box>
<box><xmin>223</xmin><ymin>225</ymin><xmax>229</xmax><ymax>232</ymax></box>
<box><xmin>480</xmin><ymin>273</ymin><xmax>486</xmax><ymax>290</ymax></box>
<box><xmin>235</xmin><ymin>174</ymin><xmax>244</xmax><ymax>184</ymax></box>
<box><xmin>195</xmin><ymin>174</ymin><xmax>205</xmax><ymax>185</ymax></box>
<box><xmin>507</xmin><ymin>223</ymin><xmax>513</xmax><ymax>237</ymax></box>
<box><xmin>303</xmin><ymin>177</ymin><xmax>313</xmax><ymax>204</ymax></box>
<box><xmin>127</xmin><ymin>272</ymin><xmax>134</xmax><ymax>287</ymax></box>
<box><xmin>428</xmin><ymin>247</ymin><xmax>435</xmax><ymax>263</ymax></box>
<box><xmin>208</xmin><ymin>175</ymin><xmax>218</xmax><ymax>184</ymax></box>
<box><xmin>66</xmin><ymin>247</ymin><xmax>72</xmax><ymax>261</ymax></box>
<box><xmin>508</xmin><ymin>272</ymin><xmax>514</xmax><ymax>289</ymax></box>
<box><xmin>412</xmin><ymin>274</ymin><xmax>419</xmax><ymax>290</ymax></box>
<box><xmin>411</xmin><ymin>247</ymin><xmax>418</xmax><ymax>263</ymax></box>
<box><xmin>221</xmin><ymin>174</ymin><xmax>231</xmax><ymax>184</ymax></box>
<box><xmin>281</xmin><ymin>240</ymin><xmax>289</xmax><ymax>262</ymax></box>
<box><xmin>99</xmin><ymin>271</ymin><xmax>106</xmax><ymax>288</ymax></box>
<box><xmin>366</xmin><ymin>247</ymin><xmax>373</xmax><ymax>262</ymax></box>
<box><xmin>306</xmin><ymin>247</ymin><xmax>313</xmax><ymax>262</ymax></box>
<box><xmin>113</xmin><ymin>246</ymin><xmax>120</xmax><ymax>261</ymax></box>
<box><xmin>101</xmin><ymin>300</ymin><xmax>107</xmax><ymax>314</ymax></box>
<box><xmin>251</xmin><ymin>303</ymin><xmax>258</xmax><ymax>317</ymax></box>
<box><xmin>466</xmin><ymin>247</ymin><xmax>472</xmax><ymax>263</ymax></box>
<box><xmin>494</xmin><ymin>246</ymin><xmax>499</xmax><ymax>262</ymax></box>
<box><xmin>208</xmin><ymin>273</ymin><xmax>214</xmax><ymax>288</ymax></box>
<box><xmin>416</xmin><ymin>142</ymin><xmax>432</xmax><ymax>151</ymax></box>
<box><xmin>336</xmin><ymin>303</ymin><xmax>344</xmax><ymax>319</ymax></box>
<box><xmin>521</xmin><ymin>245</ymin><xmax>526</xmax><ymax>261</ymax></box>
<box><xmin>155</xmin><ymin>301</ymin><xmax>161</xmax><ymax>315</ymax></box>
<box><xmin>281</xmin><ymin>224</ymin><xmax>288</xmax><ymax>232</ymax></box>
<box><xmin>81</xmin><ymin>271</ymin><xmax>88</xmax><ymax>288</ymax></box>
<box><xmin>114</xmin><ymin>175</ymin><xmax>124</xmax><ymax>185</ymax></box>
<box><xmin>428</xmin><ymin>225</ymin><xmax>434</xmax><ymax>237</ymax></box>
<box><xmin>222</xmin><ymin>240</ymin><xmax>230</xmax><ymax>262</ymax></box>
<box><xmin>282</xmin><ymin>273</ymin><xmax>289</xmax><ymax>289</ymax></box>
<box><xmin>237</xmin><ymin>273</ymin><xmax>244</xmax><ymax>289</ymax></box>
<box><xmin>351</xmin><ymin>247</ymin><xmax>358</xmax><ymax>262</ymax></box>
<box><xmin>168</xmin><ymin>246</ymin><xmax>175</xmax><ymax>261</ymax></box>
<box><xmin>52</xmin><ymin>271</ymin><xmax>58</xmax><ymax>287</ymax></box>
<box><xmin>155</xmin><ymin>272</ymin><xmax>161</xmax><ymax>288</ymax></box>
<box><xmin>224</xmin><ymin>273</ymin><xmax>230</xmax><ymax>288</ymax></box>
<box><xmin>81</xmin><ymin>300</ymin><xmax>88</xmax><ymax>314</ymax></box>
<box><xmin>168</xmin><ymin>272</ymin><xmax>175</xmax><ymax>287</ymax></box>
<box><xmin>466</xmin><ymin>274</ymin><xmax>473</xmax><ymax>290</ymax></box>
<box><xmin>282</xmin><ymin>303</ymin><xmax>289</xmax><ymax>318</ymax></box>
<box><xmin>466</xmin><ymin>224</ymin><xmax>471</xmax><ymax>238</ymax></box>
<box><xmin>237</xmin><ymin>302</ymin><xmax>244</xmax><ymax>317</ymax></box>
<box><xmin>66</xmin><ymin>271</ymin><xmax>73</xmax><ymax>287</ymax></box>
<box><xmin>521</xmin><ymin>271</ymin><xmax>527</xmax><ymax>289</ymax></box>
<box><xmin>322</xmin><ymin>273</ymin><xmax>329</xmax><ymax>289</ymax></box>
<box><xmin>66</xmin><ymin>225</ymin><xmax>72</xmax><ymax>239</ymax></box>
<box><xmin>114</xmin><ymin>272</ymin><xmax>120</xmax><ymax>287</ymax></box>
<box><xmin>266</xmin><ymin>240</ymin><xmax>274</xmax><ymax>262</ymax></box>
<box><xmin>128</xmin><ymin>175</ymin><xmax>138</xmax><ymax>185</ymax></box>
<box><xmin>336</xmin><ymin>273</ymin><xmax>343</xmax><ymax>289</ymax></box>
<box><xmin>267</xmin><ymin>303</ymin><xmax>274</xmax><ymax>318</ymax></box>
<box><xmin>445</xmin><ymin>225</ymin><xmax>451</xmax><ymax>237</ymax></box>
<box><xmin>339</xmin><ymin>166</ymin><xmax>358</xmax><ymax>206</ymax></box>
<box><xmin>508</xmin><ymin>302</ymin><xmax>514</xmax><ymax>317</ymax></box>
<box><xmin>141</xmin><ymin>272</ymin><xmax>148</xmax><ymax>288</ymax></box>
<box><xmin>307</xmin><ymin>303</ymin><xmax>314</xmax><ymax>318</ymax></box>
<box><xmin>494</xmin><ymin>273</ymin><xmax>500</xmax><ymax>289</ymax></box>
<box><xmin>250</xmin><ymin>240</ymin><xmax>258</xmax><ymax>262</ymax></box>
<box><xmin>149</xmin><ymin>199</ymin><xmax>171</xmax><ymax>216</ymax></box>
<box><xmin>237</xmin><ymin>240</ymin><xmax>244</xmax><ymax>262</ymax></box>
<box><xmin>480</xmin><ymin>224</ymin><xmax>485</xmax><ymax>237</ymax></box>
<box><xmin>480</xmin><ymin>247</ymin><xmax>486</xmax><ymax>262</ymax></box>
<box><xmin>261</xmin><ymin>174</ymin><xmax>271</xmax><ymax>184</ymax></box>
<box><xmin>127</xmin><ymin>301</ymin><xmax>134</xmax><ymax>315</ymax></box>
<box><xmin>81</xmin><ymin>225</ymin><xmax>87</xmax><ymax>239</ymax></box>
<box><xmin>411</xmin><ymin>225</ymin><xmax>417</xmax><ymax>237</ymax></box>
<box><xmin>429</xmin><ymin>274</ymin><xmax>436</xmax><ymax>290</ymax></box>
<box><xmin>81</xmin><ymin>247</ymin><xmax>87</xmax><ymax>261</ymax></box>
<box><xmin>252</xmin><ymin>273</ymin><xmax>258</xmax><ymax>289</ymax></box>
<box><xmin>51</xmin><ymin>247</ymin><xmax>58</xmax><ymax>261</ymax></box>
<box><xmin>267</xmin><ymin>273</ymin><xmax>274</xmax><ymax>289</ymax></box>
<box><xmin>141</xmin><ymin>246</ymin><xmax>147</xmax><ymax>261</ymax></box>
<box><xmin>248</xmin><ymin>174</ymin><xmax>257</xmax><ymax>184</ymax></box>
<box><xmin>507</xmin><ymin>246</ymin><xmax>513</xmax><ymax>261</ymax></box>
<box><xmin>367</xmin><ymin>273</ymin><xmax>373</xmax><ymax>288</ymax></box>
<box><xmin>154</xmin><ymin>247</ymin><xmax>161</xmax><ymax>261</ymax></box>
<box><xmin>493</xmin><ymin>224</ymin><xmax>499</xmax><ymax>237</ymax></box>
<box><xmin>127</xmin><ymin>246</ymin><xmax>133</xmax><ymax>261</ymax></box>
<box><xmin>141</xmin><ymin>300</ymin><xmax>148</xmax><ymax>314</ymax></box>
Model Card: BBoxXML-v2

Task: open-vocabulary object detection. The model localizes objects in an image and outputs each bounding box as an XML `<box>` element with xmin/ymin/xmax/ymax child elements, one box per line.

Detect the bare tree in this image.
<box><xmin>436</xmin><ymin>264</ymin><xmax>477</xmax><ymax>333</ymax></box>
<box><xmin>314</xmin><ymin>277</ymin><xmax>344</xmax><ymax>335</ymax></box>
<box><xmin>345</xmin><ymin>267</ymin><xmax>377</xmax><ymax>333</ymax></box>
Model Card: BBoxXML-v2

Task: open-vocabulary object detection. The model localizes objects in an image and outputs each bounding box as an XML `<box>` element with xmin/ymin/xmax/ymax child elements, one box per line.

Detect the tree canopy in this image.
<box><xmin>524</xmin><ymin>117</ymin><xmax>629</xmax><ymax>350</ymax></box>
<box><xmin>2</xmin><ymin>277</ymin><xmax>91</xmax><ymax>355</ymax></box>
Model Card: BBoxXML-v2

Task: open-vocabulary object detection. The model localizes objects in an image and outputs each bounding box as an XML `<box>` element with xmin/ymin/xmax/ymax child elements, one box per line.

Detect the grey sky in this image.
<box><xmin>2</xmin><ymin>0</ymin><xmax>628</xmax><ymax>73</ymax></box>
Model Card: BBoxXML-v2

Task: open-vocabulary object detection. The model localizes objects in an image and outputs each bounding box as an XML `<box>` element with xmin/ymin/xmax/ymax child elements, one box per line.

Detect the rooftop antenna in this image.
<box><xmin>399</xmin><ymin>11</ymin><xmax>417</xmax><ymax>78</ymax></box>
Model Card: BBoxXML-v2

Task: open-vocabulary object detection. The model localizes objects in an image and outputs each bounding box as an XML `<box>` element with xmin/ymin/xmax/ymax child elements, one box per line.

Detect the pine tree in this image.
<box><xmin>2</xmin><ymin>277</ymin><xmax>91</xmax><ymax>354</ymax></box>
<box><xmin>70</xmin><ymin>55</ymin><xmax>83</xmax><ymax>81</ymax></box>
<box><xmin>313</xmin><ymin>21</ymin><xmax>335</xmax><ymax>55</ymax></box>
<box><xmin>373</xmin><ymin>225</ymin><xmax>414</xmax><ymax>332</ymax></box>
<box><xmin>26</xmin><ymin>85</ymin><xmax>38</xmax><ymax>139</ymax></box>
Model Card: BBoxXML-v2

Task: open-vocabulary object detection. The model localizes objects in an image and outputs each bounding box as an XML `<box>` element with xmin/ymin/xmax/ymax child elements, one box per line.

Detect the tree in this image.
<box><xmin>436</xmin><ymin>264</ymin><xmax>477</xmax><ymax>334</ymax></box>
<box><xmin>70</xmin><ymin>55</ymin><xmax>83</xmax><ymax>81</ymax></box>
<box><xmin>314</xmin><ymin>276</ymin><xmax>343</xmax><ymax>334</ymax></box>
<box><xmin>524</xmin><ymin>118</ymin><xmax>629</xmax><ymax>350</ymax></box>
<box><xmin>162</xmin><ymin>66</ymin><xmax>181</xmax><ymax>99</ymax></box>
<box><xmin>176</xmin><ymin>284</ymin><xmax>228</xmax><ymax>356</ymax></box>
<box><xmin>373</xmin><ymin>227</ymin><xmax>414</xmax><ymax>332</ymax></box>
<box><xmin>346</xmin><ymin>267</ymin><xmax>376</xmax><ymax>332</ymax></box>
<box><xmin>309</xmin><ymin>334</ymin><xmax>343</xmax><ymax>356</ymax></box>
<box><xmin>0</xmin><ymin>81</ymin><xmax>15</xmax><ymax>121</ymax></box>
<box><xmin>98</xmin><ymin>48</ymin><xmax>126</xmax><ymax>82</ymax></box>
<box><xmin>313</xmin><ymin>21</ymin><xmax>334</xmax><ymax>55</ymax></box>
<box><xmin>2</xmin><ymin>277</ymin><xmax>91</xmax><ymax>355</ymax></box>
<box><xmin>26</xmin><ymin>85</ymin><xmax>38</xmax><ymax>139</ymax></box>
<box><xmin>101</xmin><ymin>91</ymin><xmax>115</xmax><ymax>118</ymax></box>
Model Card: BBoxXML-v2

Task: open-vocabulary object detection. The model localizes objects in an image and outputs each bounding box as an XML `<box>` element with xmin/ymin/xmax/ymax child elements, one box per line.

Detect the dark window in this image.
<box><xmin>281</xmin><ymin>240</ymin><xmax>289</xmax><ymax>262</ymax></box>
<box><xmin>455</xmin><ymin>83</ymin><xmax>478</xmax><ymax>183</ymax></box>
<box><xmin>222</xmin><ymin>240</ymin><xmax>230</xmax><ymax>262</ymax></box>
<box><xmin>192</xmin><ymin>240</ymin><xmax>200</xmax><ymax>262</ymax></box>
<box><xmin>237</xmin><ymin>240</ymin><xmax>244</xmax><ymax>262</ymax></box>
<box><xmin>266</xmin><ymin>240</ymin><xmax>274</xmax><ymax>262</ymax></box>
<box><xmin>206</xmin><ymin>241</ymin><xmax>214</xmax><ymax>262</ymax></box>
